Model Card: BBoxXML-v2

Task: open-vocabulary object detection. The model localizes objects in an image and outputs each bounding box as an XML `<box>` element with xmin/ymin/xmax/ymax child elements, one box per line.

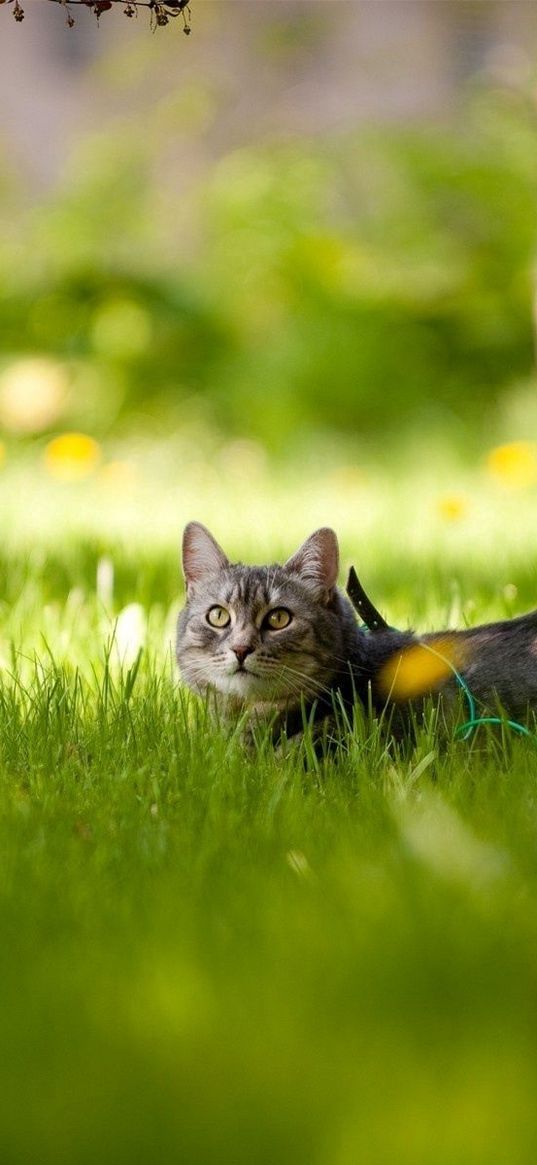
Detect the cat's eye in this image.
<box><xmin>206</xmin><ymin>606</ymin><xmax>231</xmax><ymax>629</ymax></box>
<box><xmin>264</xmin><ymin>608</ymin><xmax>292</xmax><ymax>631</ymax></box>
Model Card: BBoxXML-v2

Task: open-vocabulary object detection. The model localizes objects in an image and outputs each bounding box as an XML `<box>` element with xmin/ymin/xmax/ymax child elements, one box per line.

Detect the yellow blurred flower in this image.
<box><xmin>378</xmin><ymin>636</ymin><xmax>465</xmax><ymax>702</ymax></box>
<box><xmin>436</xmin><ymin>493</ymin><xmax>468</xmax><ymax>522</ymax></box>
<box><xmin>0</xmin><ymin>441</ymin><xmax>5</xmax><ymax>468</ymax></box>
<box><xmin>486</xmin><ymin>441</ymin><xmax>537</xmax><ymax>489</ymax></box>
<box><xmin>0</xmin><ymin>357</ymin><xmax>68</xmax><ymax>433</ymax></box>
<box><xmin>44</xmin><ymin>433</ymin><xmax>101</xmax><ymax>481</ymax></box>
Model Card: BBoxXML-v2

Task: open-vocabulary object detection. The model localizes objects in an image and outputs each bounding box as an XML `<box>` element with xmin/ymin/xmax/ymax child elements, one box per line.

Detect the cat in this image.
<box><xmin>176</xmin><ymin>521</ymin><xmax>537</xmax><ymax>741</ymax></box>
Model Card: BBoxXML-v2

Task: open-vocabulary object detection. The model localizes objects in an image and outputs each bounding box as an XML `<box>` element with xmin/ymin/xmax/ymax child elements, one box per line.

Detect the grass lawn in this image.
<box><xmin>1</xmin><ymin>454</ymin><xmax>537</xmax><ymax>1164</ymax></box>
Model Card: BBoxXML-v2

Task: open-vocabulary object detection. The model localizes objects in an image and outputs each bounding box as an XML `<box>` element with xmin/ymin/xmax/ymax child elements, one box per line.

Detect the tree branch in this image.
<box><xmin>5</xmin><ymin>0</ymin><xmax>193</xmax><ymax>33</ymax></box>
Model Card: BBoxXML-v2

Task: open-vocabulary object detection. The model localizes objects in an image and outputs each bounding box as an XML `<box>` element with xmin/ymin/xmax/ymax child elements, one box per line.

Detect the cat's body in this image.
<box><xmin>176</xmin><ymin>523</ymin><xmax>537</xmax><ymax>739</ymax></box>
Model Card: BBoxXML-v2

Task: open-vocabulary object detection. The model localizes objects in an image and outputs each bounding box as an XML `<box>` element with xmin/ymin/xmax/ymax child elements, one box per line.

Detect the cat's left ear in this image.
<box><xmin>284</xmin><ymin>527</ymin><xmax>339</xmax><ymax>602</ymax></box>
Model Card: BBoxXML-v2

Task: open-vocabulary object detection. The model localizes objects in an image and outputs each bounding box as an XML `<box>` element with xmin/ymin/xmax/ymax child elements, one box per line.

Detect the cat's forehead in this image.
<box><xmin>193</xmin><ymin>563</ymin><xmax>299</xmax><ymax>606</ymax></box>
<box><xmin>222</xmin><ymin>564</ymin><xmax>291</xmax><ymax>603</ymax></box>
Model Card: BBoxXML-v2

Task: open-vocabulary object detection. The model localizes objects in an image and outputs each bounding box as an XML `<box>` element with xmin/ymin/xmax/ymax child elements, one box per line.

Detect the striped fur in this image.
<box><xmin>177</xmin><ymin>522</ymin><xmax>537</xmax><ymax>737</ymax></box>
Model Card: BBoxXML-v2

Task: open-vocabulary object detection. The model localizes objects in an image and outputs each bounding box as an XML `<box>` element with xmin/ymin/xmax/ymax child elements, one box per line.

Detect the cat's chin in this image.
<box><xmin>214</xmin><ymin>671</ymin><xmax>274</xmax><ymax>701</ymax></box>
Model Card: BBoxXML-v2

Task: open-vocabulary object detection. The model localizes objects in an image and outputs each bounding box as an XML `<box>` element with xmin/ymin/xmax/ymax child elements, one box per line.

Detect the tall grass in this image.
<box><xmin>1</xmin><ymin>460</ymin><xmax>537</xmax><ymax>1163</ymax></box>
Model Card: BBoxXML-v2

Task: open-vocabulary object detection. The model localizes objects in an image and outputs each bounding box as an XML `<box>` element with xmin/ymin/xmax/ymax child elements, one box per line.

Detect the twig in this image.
<box><xmin>6</xmin><ymin>0</ymin><xmax>193</xmax><ymax>33</ymax></box>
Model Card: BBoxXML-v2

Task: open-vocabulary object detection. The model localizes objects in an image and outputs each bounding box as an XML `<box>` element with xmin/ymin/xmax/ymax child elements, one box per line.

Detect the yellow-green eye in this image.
<box><xmin>265</xmin><ymin>608</ymin><xmax>292</xmax><ymax>631</ymax></box>
<box><xmin>207</xmin><ymin>606</ymin><xmax>231</xmax><ymax>629</ymax></box>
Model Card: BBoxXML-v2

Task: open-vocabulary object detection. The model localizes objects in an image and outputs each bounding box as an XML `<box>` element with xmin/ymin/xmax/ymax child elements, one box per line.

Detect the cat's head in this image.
<box><xmin>176</xmin><ymin>522</ymin><xmax>349</xmax><ymax>706</ymax></box>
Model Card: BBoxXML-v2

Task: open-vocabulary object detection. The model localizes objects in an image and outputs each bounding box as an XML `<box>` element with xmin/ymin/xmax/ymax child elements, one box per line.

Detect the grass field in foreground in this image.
<box><xmin>2</xmin><ymin>458</ymin><xmax>537</xmax><ymax>1164</ymax></box>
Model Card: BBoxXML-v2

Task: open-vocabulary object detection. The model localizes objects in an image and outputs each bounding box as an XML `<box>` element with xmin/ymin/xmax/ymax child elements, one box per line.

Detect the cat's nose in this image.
<box><xmin>233</xmin><ymin>645</ymin><xmax>254</xmax><ymax>664</ymax></box>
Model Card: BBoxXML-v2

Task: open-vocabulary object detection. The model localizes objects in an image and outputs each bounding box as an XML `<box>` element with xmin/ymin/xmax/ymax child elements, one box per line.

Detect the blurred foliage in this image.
<box><xmin>1</xmin><ymin>86</ymin><xmax>536</xmax><ymax>455</ymax></box>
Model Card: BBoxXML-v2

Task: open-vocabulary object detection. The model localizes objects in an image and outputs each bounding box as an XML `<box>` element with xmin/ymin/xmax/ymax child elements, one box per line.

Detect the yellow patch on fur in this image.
<box><xmin>378</xmin><ymin>636</ymin><xmax>465</xmax><ymax>701</ymax></box>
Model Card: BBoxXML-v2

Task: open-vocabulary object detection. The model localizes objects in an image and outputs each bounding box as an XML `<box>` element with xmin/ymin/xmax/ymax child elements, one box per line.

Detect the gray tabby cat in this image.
<box><xmin>176</xmin><ymin>521</ymin><xmax>537</xmax><ymax>739</ymax></box>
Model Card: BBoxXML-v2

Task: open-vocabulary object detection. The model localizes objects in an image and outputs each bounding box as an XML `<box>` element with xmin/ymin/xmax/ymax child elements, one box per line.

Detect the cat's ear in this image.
<box><xmin>182</xmin><ymin>522</ymin><xmax>229</xmax><ymax>594</ymax></box>
<box><xmin>284</xmin><ymin>527</ymin><xmax>339</xmax><ymax>601</ymax></box>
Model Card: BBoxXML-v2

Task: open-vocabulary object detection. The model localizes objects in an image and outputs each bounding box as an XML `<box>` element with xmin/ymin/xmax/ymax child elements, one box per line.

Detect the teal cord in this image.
<box><xmin>362</xmin><ymin>623</ymin><xmax>535</xmax><ymax>744</ymax></box>
<box><xmin>454</xmin><ymin>715</ymin><xmax>534</xmax><ymax>740</ymax></box>
<box><xmin>419</xmin><ymin>641</ymin><xmax>536</xmax><ymax>744</ymax></box>
<box><xmin>352</xmin><ymin>572</ymin><xmax>534</xmax><ymax>743</ymax></box>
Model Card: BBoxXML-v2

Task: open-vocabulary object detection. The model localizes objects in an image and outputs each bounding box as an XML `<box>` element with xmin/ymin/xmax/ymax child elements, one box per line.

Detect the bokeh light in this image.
<box><xmin>44</xmin><ymin>433</ymin><xmax>102</xmax><ymax>481</ymax></box>
<box><xmin>486</xmin><ymin>442</ymin><xmax>537</xmax><ymax>490</ymax></box>
<box><xmin>0</xmin><ymin>358</ymin><xmax>68</xmax><ymax>434</ymax></box>
<box><xmin>436</xmin><ymin>493</ymin><xmax>469</xmax><ymax>523</ymax></box>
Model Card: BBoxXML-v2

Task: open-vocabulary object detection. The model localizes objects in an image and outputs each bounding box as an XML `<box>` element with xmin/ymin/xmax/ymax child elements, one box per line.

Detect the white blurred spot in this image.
<box><xmin>0</xmin><ymin>357</ymin><xmax>68</xmax><ymax>433</ymax></box>
<box><xmin>114</xmin><ymin>603</ymin><xmax>146</xmax><ymax>666</ymax></box>
<box><xmin>96</xmin><ymin>557</ymin><xmax>114</xmax><ymax>609</ymax></box>
<box><xmin>286</xmin><ymin>849</ymin><xmax>315</xmax><ymax>880</ymax></box>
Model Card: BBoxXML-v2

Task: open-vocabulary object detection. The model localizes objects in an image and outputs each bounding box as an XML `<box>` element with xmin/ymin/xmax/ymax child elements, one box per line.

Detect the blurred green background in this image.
<box><xmin>1</xmin><ymin>0</ymin><xmax>537</xmax><ymax>472</ymax></box>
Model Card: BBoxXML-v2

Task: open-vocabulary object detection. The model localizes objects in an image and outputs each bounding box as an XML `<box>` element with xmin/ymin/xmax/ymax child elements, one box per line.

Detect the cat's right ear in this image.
<box><xmin>284</xmin><ymin>527</ymin><xmax>339</xmax><ymax>602</ymax></box>
<box><xmin>182</xmin><ymin>522</ymin><xmax>229</xmax><ymax>595</ymax></box>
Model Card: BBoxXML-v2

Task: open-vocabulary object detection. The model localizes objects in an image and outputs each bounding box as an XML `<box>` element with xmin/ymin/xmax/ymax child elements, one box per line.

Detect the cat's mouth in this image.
<box><xmin>234</xmin><ymin>664</ymin><xmax>260</xmax><ymax>678</ymax></box>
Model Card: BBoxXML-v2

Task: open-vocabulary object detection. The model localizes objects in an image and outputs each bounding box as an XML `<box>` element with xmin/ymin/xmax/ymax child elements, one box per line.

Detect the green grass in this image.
<box><xmin>2</xmin><ymin>461</ymin><xmax>537</xmax><ymax>1164</ymax></box>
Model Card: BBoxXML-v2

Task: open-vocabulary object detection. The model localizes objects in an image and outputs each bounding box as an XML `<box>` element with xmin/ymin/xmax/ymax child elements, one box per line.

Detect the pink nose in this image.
<box><xmin>233</xmin><ymin>645</ymin><xmax>254</xmax><ymax>664</ymax></box>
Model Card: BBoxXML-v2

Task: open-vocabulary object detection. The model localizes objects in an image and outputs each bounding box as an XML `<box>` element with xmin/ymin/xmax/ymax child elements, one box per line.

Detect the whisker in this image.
<box><xmin>259</xmin><ymin>662</ymin><xmax>337</xmax><ymax>699</ymax></box>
